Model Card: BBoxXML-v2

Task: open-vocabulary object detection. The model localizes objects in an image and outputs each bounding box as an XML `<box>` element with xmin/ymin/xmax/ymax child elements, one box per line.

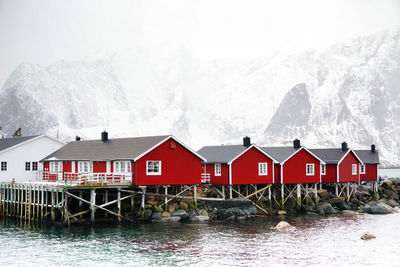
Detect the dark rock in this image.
<box><xmin>151</xmin><ymin>212</ymin><xmax>162</xmax><ymax>220</ymax></box>
<box><xmin>328</xmin><ymin>197</ymin><xmax>345</xmax><ymax>205</ymax></box>
<box><xmin>336</xmin><ymin>201</ymin><xmax>351</xmax><ymax>211</ymax></box>
<box><xmin>364</xmin><ymin>202</ymin><xmax>393</xmax><ymax>214</ymax></box>
<box><xmin>216</xmin><ymin>198</ymin><xmax>257</xmax><ymax>220</ymax></box>
<box><xmin>306</xmin><ymin>212</ymin><xmax>319</xmax><ymax>216</ymax></box>
<box><xmin>317</xmin><ymin>189</ymin><xmax>330</xmax><ymax>200</ymax></box>
<box><xmin>387</xmin><ymin>199</ymin><xmax>399</xmax><ymax>207</ymax></box>
<box><xmin>144</xmin><ymin>209</ymin><xmax>152</xmax><ymax>219</ymax></box>
<box><xmin>191</xmin><ymin>216</ymin><xmax>209</xmax><ymax>221</ymax></box>
<box><xmin>188</xmin><ymin>209</ymin><xmax>197</xmax><ymax>218</ymax></box>
<box><xmin>318</xmin><ymin>202</ymin><xmax>336</xmax><ymax>214</ymax></box>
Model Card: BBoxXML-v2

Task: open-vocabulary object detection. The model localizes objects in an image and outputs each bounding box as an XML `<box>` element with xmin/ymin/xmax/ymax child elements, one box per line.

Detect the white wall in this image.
<box><xmin>0</xmin><ymin>136</ymin><xmax>64</xmax><ymax>182</ymax></box>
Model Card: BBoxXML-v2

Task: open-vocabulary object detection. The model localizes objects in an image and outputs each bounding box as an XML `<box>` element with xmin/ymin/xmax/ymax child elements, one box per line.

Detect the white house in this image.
<box><xmin>0</xmin><ymin>135</ymin><xmax>65</xmax><ymax>182</ymax></box>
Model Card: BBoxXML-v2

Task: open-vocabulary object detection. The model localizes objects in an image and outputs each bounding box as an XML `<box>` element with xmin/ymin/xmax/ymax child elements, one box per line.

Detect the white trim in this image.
<box><xmin>280</xmin><ymin>164</ymin><xmax>283</xmax><ymax>184</ymax></box>
<box><xmin>272</xmin><ymin>162</ymin><xmax>275</xmax><ymax>183</ymax></box>
<box><xmin>146</xmin><ymin>160</ymin><xmax>161</xmax><ymax>175</ymax></box>
<box><xmin>134</xmin><ymin>135</ymin><xmax>207</xmax><ymax>162</ymax></box>
<box><xmin>0</xmin><ymin>135</ymin><xmax>65</xmax><ymax>156</ymax></box>
<box><xmin>337</xmin><ymin>164</ymin><xmax>340</xmax><ymax>183</ymax></box>
<box><xmin>337</xmin><ymin>149</ymin><xmax>363</xmax><ymax>166</ymax></box>
<box><xmin>229</xmin><ymin>163</ymin><xmax>232</xmax><ymax>185</ymax></box>
<box><xmin>227</xmin><ymin>144</ymin><xmax>279</xmax><ymax>165</ymax></box>
<box><xmin>306</xmin><ymin>163</ymin><xmax>315</xmax><ymax>176</ymax></box>
<box><xmin>280</xmin><ymin>147</ymin><xmax>326</xmax><ymax>166</ymax></box>
<box><xmin>258</xmin><ymin>162</ymin><xmax>268</xmax><ymax>176</ymax></box>
<box><xmin>214</xmin><ymin>163</ymin><xmax>221</xmax><ymax>176</ymax></box>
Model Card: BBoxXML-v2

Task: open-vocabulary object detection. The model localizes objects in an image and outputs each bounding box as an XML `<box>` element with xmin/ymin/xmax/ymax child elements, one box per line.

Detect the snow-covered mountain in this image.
<box><xmin>0</xmin><ymin>29</ymin><xmax>399</xmax><ymax>166</ymax></box>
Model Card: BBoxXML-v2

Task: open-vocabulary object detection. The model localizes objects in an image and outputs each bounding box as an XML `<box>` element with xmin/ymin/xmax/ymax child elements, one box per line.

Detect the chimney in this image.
<box><xmin>341</xmin><ymin>142</ymin><xmax>348</xmax><ymax>151</ymax></box>
<box><xmin>243</xmin><ymin>136</ymin><xmax>251</xmax><ymax>147</ymax></box>
<box><xmin>75</xmin><ymin>136</ymin><xmax>81</xmax><ymax>141</ymax></box>
<box><xmin>371</xmin><ymin>144</ymin><xmax>376</xmax><ymax>153</ymax></box>
<box><xmin>293</xmin><ymin>139</ymin><xmax>301</xmax><ymax>149</ymax></box>
<box><xmin>101</xmin><ymin>131</ymin><xmax>108</xmax><ymax>142</ymax></box>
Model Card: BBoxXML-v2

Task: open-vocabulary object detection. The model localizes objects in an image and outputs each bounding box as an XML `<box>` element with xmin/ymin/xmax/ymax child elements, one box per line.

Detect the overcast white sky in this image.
<box><xmin>0</xmin><ymin>0</ymin><xmax>399</xmax><ymax>87</ymax></box>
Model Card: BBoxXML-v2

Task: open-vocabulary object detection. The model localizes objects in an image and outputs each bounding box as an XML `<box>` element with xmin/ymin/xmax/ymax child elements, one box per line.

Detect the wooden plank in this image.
<box><xmin>231</xmin><ymin>187</ymin><xmax>269</xmax><ymax>215</ymax></box>
<box><xmin>245</xmin><ymin>184</ymin><xmax>272</xmax><ymax>199</ymax></box>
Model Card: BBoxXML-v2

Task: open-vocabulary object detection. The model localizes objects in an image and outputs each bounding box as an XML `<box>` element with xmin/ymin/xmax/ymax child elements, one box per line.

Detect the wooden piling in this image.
<box><xmin>90</xmin><ymin>189</ymin><xmax>96</xmax><ymax>223</ymax></box>
<box><xmin>51</xmin><ymin>190</ymin><xmax>55</xmax><ymax>222</ymax></box>
<box><xmin>117</xmin><ymin>189</ymin><xmax>121</xmax><ymax>223</ymax></box>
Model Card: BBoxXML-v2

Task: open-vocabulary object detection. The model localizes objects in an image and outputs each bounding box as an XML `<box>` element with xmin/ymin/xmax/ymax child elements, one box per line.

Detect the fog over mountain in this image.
<box><xmin>0</xmin><ymin>29</ymin><xmax>399</xmax><ymax>166</ymax></box>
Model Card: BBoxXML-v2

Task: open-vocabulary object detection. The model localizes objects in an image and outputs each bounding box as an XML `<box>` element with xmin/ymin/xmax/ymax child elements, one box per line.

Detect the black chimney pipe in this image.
<box><xmin>101</xmin><ymin>131</ymin><xmax>108</xmax><ymax>142</ymax></box>
<box><xmin>293</xmin><ymin>139</ymin><xmax>301</xmax><ymax>149</ymax></box>
<box><xmin>341</xmin><ymin>142</ymin><xmax>348</xmax><ymax>151</ymax></box>
<box><xmin>371</xmin><ymin>144</ymin><xmax>376</xmax><ymax>153</ymax></box>
<box><xmin>243</xmin><ymin>136</ymin><xmax>251</xmax><ymax>147</ymax></box>
<box><xmin>75</xmin><ymin>136</ymin><xmax>81</xmax><ymax>141</ymax></box>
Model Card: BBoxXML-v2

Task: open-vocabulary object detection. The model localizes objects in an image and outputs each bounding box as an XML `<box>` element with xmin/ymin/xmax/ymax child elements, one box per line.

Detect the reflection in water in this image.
<box><xmin>0</xmin><ymin>213</ymin><xmax>399</xmax><ymax>266</ymax></box>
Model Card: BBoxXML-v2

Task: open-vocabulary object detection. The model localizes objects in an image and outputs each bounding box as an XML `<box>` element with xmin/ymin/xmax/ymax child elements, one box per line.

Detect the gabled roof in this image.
<box><xmin>260</xmin><ymin>146</ymin><xmax>326</xmax><ymax>165</ymax></box>
<box><xmin>197</xmin><ymin>145</ymin><xmax>248</xmax><ymax>164</ymax></box>
<box><xmin>260</xmin><ymin>146</ymin><xmax>301</xmax><ymax>163</ymax></box>
<box><xmin>42</xmin><ymin>135</ymin><xmax>205</xmax><ymax>162</ymax></box>
<box><xmin>354</xmin><ymin>150</ymin><xmax>380</xmax><ymax>164</ymax></box>
<box><xmin>311</xmin><ymin>148</ymin><xmax>363</xmax><ymax>165</ymax></box>
<box><xmin>0</xmin><ymin>135</ymin><xmax>40</xmax><ymax>153</ymax></box>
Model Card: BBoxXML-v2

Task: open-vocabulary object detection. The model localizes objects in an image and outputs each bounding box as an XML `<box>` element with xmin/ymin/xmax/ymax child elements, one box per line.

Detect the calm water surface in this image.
<box><xmin>1</xmin><ymin>213</ymin><xmax>400</xmax><ymax>266</ymax></box>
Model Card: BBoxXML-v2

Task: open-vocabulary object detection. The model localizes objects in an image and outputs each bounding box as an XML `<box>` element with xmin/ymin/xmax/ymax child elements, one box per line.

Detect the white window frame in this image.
<box><xmin>321</xmin><ymin>164</ymin><xmax>326</xmax><ymax>175</ymax></box>
<box><xmin>1</xmin><ymin>161</ymin><xmax>7</xmax><ymax>171</ymax></box>
<box><xmin>146</xmin><ymin>161</ymin><xmax>161</xmax><ymax>175</ymax></box>
<box><xmin>32</xmin><ymin>162</ymin><xmax>38</xmax><ymax>171</ymax></box>
<box><xmin>214</xmin><ymin>163</ymin><xmax>221</xmax><ymax>176</ymax></box>
<box><xmin>360</xmin><ymin>164</ymin><xmax>365</xmax><ymax>174</ymax></box>
<box><xmin>306</xmin><ymin>163</ymin><xmax>315</xmax><ymax>176</ymax></box>
<box><xmin>25</xmin><ymin>162</ymin><xmax>31</xmax><ymax>171</ymax></box>
<box><xmin>113</xmin><ymin>161</ymin><xmax>132</xmax><ymax>174</ymax></box>
<box><xmin>258</xmin><ymin>163</ymin><xmax>268</xmax><ymax>176</ymax></box>
<box><xmin>78</xmin><ymin>161</ymin><xmax>92</xmax><ymax>173</ymax></box>
<box><xmin>50</xmin><ymin>162</ymin><xmax>63</xmax><ymax>172</ymax></box>
<box><xmin>352</xmin><ymin>164</ymin><xmax>357</xmax><ymax>175</ymax></box>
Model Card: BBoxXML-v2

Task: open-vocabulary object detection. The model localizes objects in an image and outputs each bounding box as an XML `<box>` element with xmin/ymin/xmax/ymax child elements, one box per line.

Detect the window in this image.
<box><xmin>50</xmin><ymin>162</ymin><xmax>63</xmax><ymax>172</ymax></box>
<box><xmin>352</xmin><ymin>164</ymin><xmax>357</xmax><ymax>175</ymax></box>
<box><xmin>32</xmin><ymin>162</ymin><xmax>38</xmax><ymax>171</ymax></box>
<box><xmin>25</xmin><ymin>162</ymin><xmax>31</xmax><ymax>171</ymax></box>
<box><xmin>360</xmin><ymin>164</ymin><xmax>365</xmax><ymax>174</ymax></box>
<box><xmin>321</xmin><ymin>164</ymin><xmax>326</xmax><ymax>175</ymax></box>
<box><xmin>258</xmin><ymin>163</ymin><xmax>268</xmax><ymax>175</ymax></box>
<box><xmin>78</xmin><ymin>161</ymin><xmax>92</xmax><ymax>173</ymax></box>
<box><xmin>1</xmin><ymin>162</ymin><xmax>7</xmax><ymax>171</ymax></box>
<box><xmin>114</xmin><ymin>161</ymin><xmax>131</xmax><ymax>173</ymax></box>
<box><xmin>306</xmin><ymin>164</ymin><xmax>315</xmax><ymax>176</ymax></box>
<box><xmin>215</xmin><ymin>163</ymin><xmax>221</xmax><ymax>176</ymax></box>
<box><xmin>147</xmin><ymin>161</ymin><xmax>161</xmax><ymax>175</ymax></box>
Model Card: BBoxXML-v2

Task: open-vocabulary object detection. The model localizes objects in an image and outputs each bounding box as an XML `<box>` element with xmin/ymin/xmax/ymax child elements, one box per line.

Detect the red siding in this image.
<box><xmin>43</xmin><ymin>162</ymin><xmax>49</xmax><ymax>171</ymax></box>
<box><xmin>93</xmin><ymin>161</ymin><xmax>107</xmax><ymax>173</ymax></box>
<box><xmin>274</xmin><ymin>164</ymin><xmax>280</xmax><ymax>183</ymax></box>
<box><xmin>206</xmin><ymin>163</ymin><xmax>229</xmax><ymax>185</ymax></box>
<box><xmin>135</xmin><ymin>138</ymin><xmax>203</xmax><ymax>185</ymax></box>
<box><xmin>63</xmin><ymin>162</ymin><xmax>72</xmax><ymax>174</ymax></box>
<box><xmin>231</xmin><ymin>147</ymin><xmax>274</xmax><ymax>185</ymax></box>
<box><xmin>360</xmin><ymin>164</ymin><xmax>378</xmax><ymax>181</ymax></box>
<box><xmin>282</xmin><ymin>149</ymin><xmax>321</xmax><ymax>184</ymax></box>
<box><xmin>338</xmin><ymin>151</ymin><xmax>360</xmax><ymax>182</ymax></box>
<box><xmin>322</xmin><ymin>164</ymin><xmax>337</xmax><ymax>183</ymax></box>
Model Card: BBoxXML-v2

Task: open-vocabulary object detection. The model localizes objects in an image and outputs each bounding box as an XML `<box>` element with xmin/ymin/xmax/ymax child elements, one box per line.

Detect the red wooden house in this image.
<box><xmin>261</xmin><ymin>139</ymin><xmax>326</xmax><ymax>184</ymax></box>
<box><xmin>197</xmin><ymin>137</ymin><xmax>278</xmax><ymax>185</ymax></box>
<box><xmin>311</xmin><ymin>142</ymin><xmax>364</xmax><ymax>183</ymax></box>
<box><xmin>41</xmin><ymin>132</ymin><xmax>206</xmax><ymax>186</ymax></box>
<box><xmin>355</xmin><ymin>145</ymin><xmax>379</xmax><ymax>181</ymax></box>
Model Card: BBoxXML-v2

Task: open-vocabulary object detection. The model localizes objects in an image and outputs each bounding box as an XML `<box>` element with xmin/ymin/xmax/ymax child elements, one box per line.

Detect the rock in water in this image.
<box><xmin>275</xmin><ymin>221</ymin><xmax>293</xmax><ymax>231</ymax></box>
<box><xmin>216</xmin><ymin>198</ymin><xmax>257</xmax><ymax>220</ymax></box>
<box><xmin>172</xmin><ymin>209</ymin><xmax>189</xmax><ymax>221</ymax></box>
<box><xmin>361</xmin><ymin>232</ymin><xmax>376</xmax><ymax>240</ymax></box>
<box><xmin>364</xmin><ymin>202</ymin><xmax>393</xmax><ymax>214</ymax></box>
<box><xmin>191</xmin><ymin>216</ymin><xmax>209</xmax><ymax>221</ymax></box>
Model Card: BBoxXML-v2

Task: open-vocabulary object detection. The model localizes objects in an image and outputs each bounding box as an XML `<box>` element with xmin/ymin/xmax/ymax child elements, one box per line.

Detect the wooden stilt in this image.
<box><xmin>281</xmin><ymin>184</ymin><xmax>284</xmax><ymax>210</ymax></box>
<box><xmin>141</xmin><ymin>188</ymin><xmax>146</xmax><ymax>218</ymax></box>
<box><xmin>229</xmin><ymin>185</ymin><xmax>233</xmax><ymax>199</ymax></box>
<box><xmin>32</xmin><ymin>186</ymin><xmax>36</xmax><ymax>221</ymax></box>
<box><xmin>164</xmin><ymin>186</ymin><xmax>168</xmax><ymax>207</ymax></box>
<box><xmin>314</xmin><ymin>184</ymin><xmax>319</xmax><ymax>205</ymax></box>
<box><xmin>194</xmin><ymin>185</ymin><xmax>197</xmax><ymax>209</ymax></box>
<box><xmin>117</xmin><ymin>189</ymin><xmax>121</xmax><ymax>223</ymax></box>
<box><xmin>90</xmin><ymin>189</ymin><xmax>96</xmax><ymax>223</ymax></box>
<box><xmin>104</xmin><ymin>190</ymin><xmax>108</xmax><ymax>218</ymax></box>
<box><xmin>222</xmin><ymin>186</ymin><xmax>225</xmax><ymax>200</ymax></box>
<box><xmin>131</xmin><ymin>192</ymin><xmax>134</xmax><ymax>213</ymax></box>
<box><xmin>64</xmin><ymin>191</ymin><xmax>70</xmax><ymax>226</ymax></box>
<box><xmin>335</xmin><ymin>183</ymin><xmax>339</xmax><ymax>196</ymax></box>
<box><xmin>296</xmin><ymin>184</ymin><xmax>301</xmax><ymax>208</ymax></box>
<box><xmin>41</xmin><ymin>186</ymin><xmax>44</xmax><ymax>220</ymax></box>
<box><xmin>51</xmin><ymin>190</ymin><xmax>55</xmax><ymax>222</ymax></box>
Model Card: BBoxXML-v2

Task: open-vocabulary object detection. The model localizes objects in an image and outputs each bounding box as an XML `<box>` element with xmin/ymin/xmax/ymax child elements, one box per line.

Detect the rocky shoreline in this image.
<box><xmin>126</xmin><ymin>178</ymin><xmax>400</xmax><ymax>223</ymax></box>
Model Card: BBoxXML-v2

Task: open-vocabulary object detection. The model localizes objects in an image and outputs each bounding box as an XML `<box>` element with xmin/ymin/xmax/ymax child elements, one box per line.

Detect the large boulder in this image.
<box><xmin>198</xmin><ymin>209</ymin><xmax>209</xmax><ymax>217</ymax></box>
<box><xmin>172</xmin><ymin>209</ymin><xmax>189</xmax><ymax>220</ymax></box>
<box><xmin>168</xmin><ymin>205</ymin><xmax>176</xmax><ymax>213</ymax></box>
<box><xmin>151</xmin><ymin>212</ymin><xmax>162</xmax><ymax>220</ymax></box>
<box><xmin>317</xmin><ymin>189</ymin><xmax>330</xmax><ymax>200</ymax></box>
<box><xmin>179</xmin><ymin>201</ymin><xmax>189</xmax><ymax>211</ymax></box>
<box><xmin>361</xmin><ymin>232</ymin><xmax>376</xmax><ymax>240</ymax></box>
<box><xmin>387</xmin><ymin>199</ymin><xmax>400</xmax><ymax>207</ymax></box>
<box><xmin>216</xmin><ymin>198</ymin><xmax>257</xmax><ymax>220</ymax></box>
<box><xmin>328</xmin><ymin>197</ymin><xmax>345</xmax><ymax>205</ymax></box>
<box><xmin>363</xmin><ymin>202</ymin><xmax>393</xmax><ymax>214</ymax></box>
<box><xmin>191</xmin><ymin>216</ymin><xmax>209</xmax><ymax>222</ymax></box>
<box><xmin>318</xmin><ymin>202</ymin><xmax>337</xmax><ymax>215</ymax></box>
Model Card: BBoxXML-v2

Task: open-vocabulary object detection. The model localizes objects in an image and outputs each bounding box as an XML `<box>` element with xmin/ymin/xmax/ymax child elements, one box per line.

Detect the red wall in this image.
<box><xmin>43</xmin><ymin>162</ymin><xmax>49</xmax><ymax>171</ymax></box>
<box><xmin>231</xmin><ymin>147</ymin><xmax>274</xmax><ymax>185</ymax></box>
<box><xmin>205</xmin><ymin>163</ymin><xmax>229</xmax><ymax>185</ymax></box>
<box><xmin>93</xmin><ymin>161</ymin><xmax>107</xmax><ymax>173</ymax></box>
<box><xmin>63</xmin><ymin>161</ymin><xmax>72</xmax><ymax>173</ymax></box>
<box><xmin>360</xmin><ymin>164</ymin><xmax>378</xmax><ymax>181</ymax></box>
<box><xmin>282</xmin><ymin>149</ymin><xmax>321</xmax><ymax>184</ymax></box>
<box><xmin>339</xmin><ymin>152</ymin><xmax>360</xmax><ymax>182</ymax></box>
<box><xmin>322</xmin><ymin>164</ymin><xmax>337</xmax><ymax>183</ymax></box>
<box><xmin>135</xmin><ymin>138</ymin><xmax>203</xmax><ymax>185</ymax></box>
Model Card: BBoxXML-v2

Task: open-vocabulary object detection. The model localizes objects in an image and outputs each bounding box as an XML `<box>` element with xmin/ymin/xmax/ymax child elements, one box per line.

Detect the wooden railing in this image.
<box><xmin>201</xmin><ymin>173</ymin><xmax>211</xmax><ymax>184</ymax></box>
<box><xmin>38</xmin><ymin>171</ymin><xmax>132</xmax><ymax>186</ymax></box>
